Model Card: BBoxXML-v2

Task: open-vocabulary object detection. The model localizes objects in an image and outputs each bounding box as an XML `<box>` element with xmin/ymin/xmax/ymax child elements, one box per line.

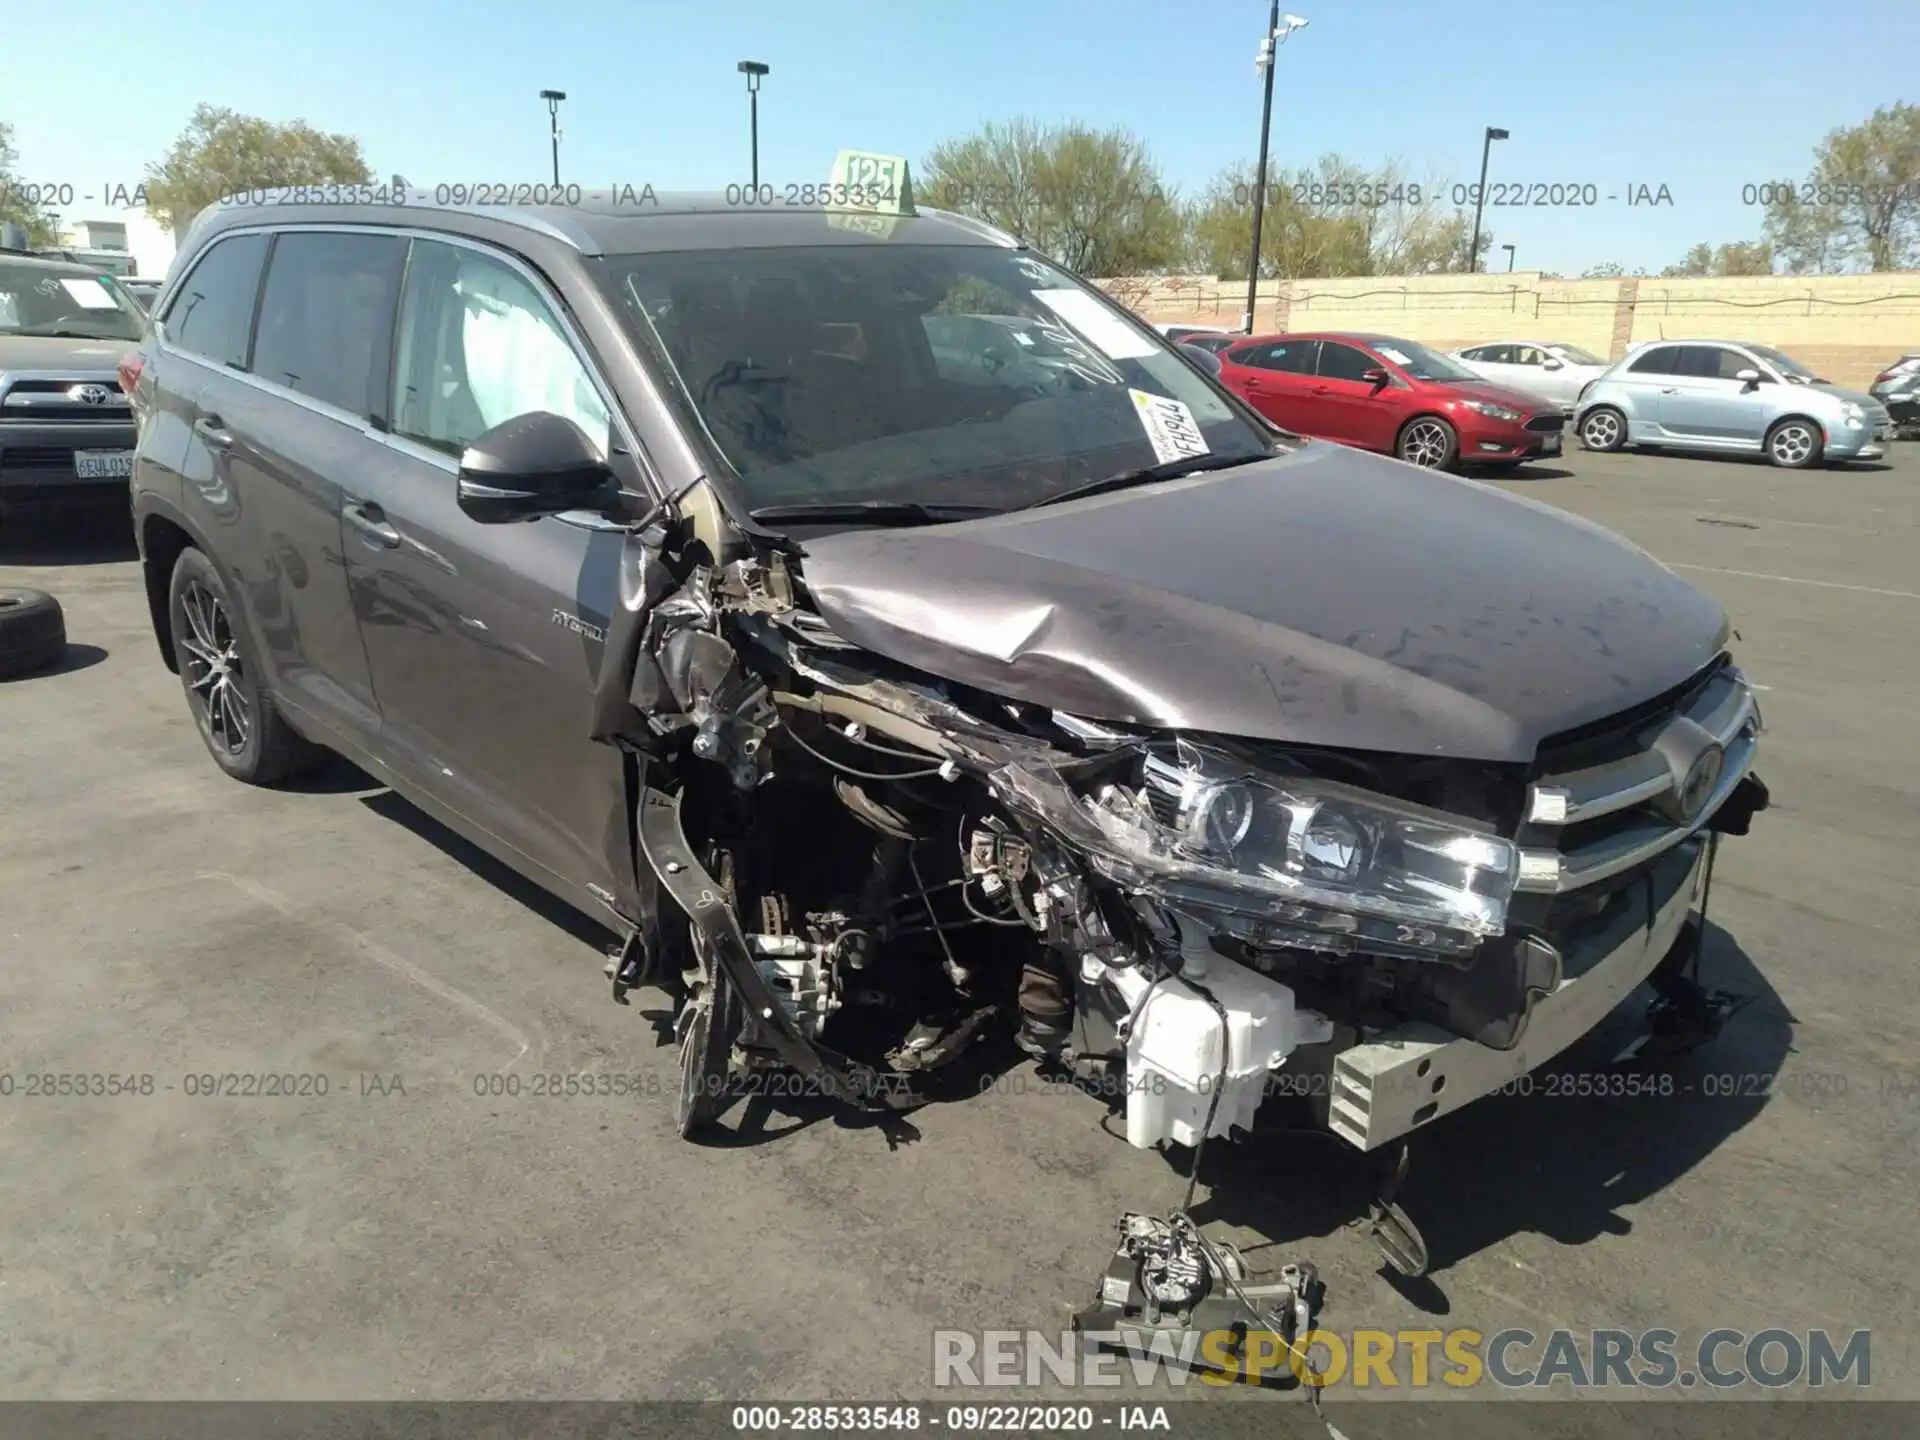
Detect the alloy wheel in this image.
<box><xmin>1582</xmin><ymin>411</ymin><xmax>1622</xmax><ymax>450</ymax></box>
<box><xmin>1401</xmin><ymin>420</ymin><xmax>1452</xmax><ymax>468</ymax></box>
<box><xmin>177</xmin><ymin>580</ymin><xmax>252</xmax><ymax>755</ymax></box>
<box><xmin>1770</xmin><ymin>424</ymin><xmax>1815</xmax><ymax>467</ymax></box>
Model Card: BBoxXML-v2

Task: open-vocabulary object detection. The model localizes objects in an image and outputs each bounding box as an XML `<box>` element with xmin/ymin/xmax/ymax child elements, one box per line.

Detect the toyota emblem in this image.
<box><xmin>1679</xmin><ymin>744</ymin><xmax>1726</xmax><ymax>820</ymax></box>
<box><xmin>72</xmin><ymin>384</ymin><xmax>113</xmax><ymax>406</ymax></box>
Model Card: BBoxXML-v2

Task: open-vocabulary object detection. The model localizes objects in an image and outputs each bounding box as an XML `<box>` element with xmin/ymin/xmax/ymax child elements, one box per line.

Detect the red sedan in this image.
<box><xmin>1216</xmin><ymin>331</ymin><xmax>1566</xmax><ymax>471</ymax></box>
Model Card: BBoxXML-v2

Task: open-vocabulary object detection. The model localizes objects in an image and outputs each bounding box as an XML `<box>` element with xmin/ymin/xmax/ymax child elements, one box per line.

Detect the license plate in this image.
<box><xmin>1541</xmin><ymin>433</ymin><xmax>1561</xmax><ymax>454</ymax></box>
<box><xmin>74</xmin><ymin>450</ymin><xmax>134</xmax><ymax>479</ymax></box>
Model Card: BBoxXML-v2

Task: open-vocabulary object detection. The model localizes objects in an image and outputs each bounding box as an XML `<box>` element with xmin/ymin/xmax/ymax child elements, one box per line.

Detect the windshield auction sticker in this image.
<box><xmin>1129</xmin><ymin>389</ymin><xmax>1209</xmax><ymax>464</ymax></box>
<box><xmin>1032</xmin><ymin>288</ymin><xmax>1159</xmax><ymax>360</ymax></box>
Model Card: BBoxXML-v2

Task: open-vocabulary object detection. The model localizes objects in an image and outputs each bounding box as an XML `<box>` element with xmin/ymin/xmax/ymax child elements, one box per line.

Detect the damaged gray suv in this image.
<box><xmin>126</xmin><ymin>187</ymin><xmax>1770</xmax><ymax>1178</ymax></box>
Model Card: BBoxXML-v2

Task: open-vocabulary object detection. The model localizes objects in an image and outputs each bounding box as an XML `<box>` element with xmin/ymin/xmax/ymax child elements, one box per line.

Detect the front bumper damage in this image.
<box><xmin>595</xmin><ymin>518</ymin><xmax>1767</xmax><ymax>1168</ymax></box>
<box><xmin>1329</xmin><ymin>838</ymin><xmax>1703</xmax><ymax>1149</ymax></box>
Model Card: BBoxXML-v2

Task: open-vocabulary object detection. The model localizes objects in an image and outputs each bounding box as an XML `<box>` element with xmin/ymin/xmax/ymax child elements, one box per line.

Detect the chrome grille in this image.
<box><xmin>0</xmin><ymin>375</ymin><xmax>132</xmax><ymax>423</ymax></box>
<box><xmin>1515</xmin><ymin>663</ymin><xmax>1760</xmax><ymax>895</ymax></box>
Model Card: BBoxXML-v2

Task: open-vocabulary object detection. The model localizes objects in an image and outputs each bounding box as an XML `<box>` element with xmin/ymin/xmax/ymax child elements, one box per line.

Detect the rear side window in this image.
<box><xmin>391</xmin><ymin>239</ymin><xmax>611</xmax><ymax>459</ymax></box>
<box><xmin>164</xmin><ymin>233</ymin><xmax>268</xmax><ymax>368</ymax></box>
<box><xmin>250</xmin><ymin>232</ymin><xmax>407</xmax><ymax>416</ymax></box>
<box><xmin>1316</xmin><ymin>342</ymin><xmax>1377</xmax><ymax>382</ymax></box>
<box><xmin>1473</xmin><ymin>344</ymin><xmax>1514</xmax><ymax>364</ymax></box>
<box><xmin>1628</xmin><ymin>346</ymin><xmax>1679</xmax><ymax>375</ymax></box>
<box><xmin>1236</xmin><ymin>341</ymin><xmax>1316</xmax><ymax>373</ymax></box>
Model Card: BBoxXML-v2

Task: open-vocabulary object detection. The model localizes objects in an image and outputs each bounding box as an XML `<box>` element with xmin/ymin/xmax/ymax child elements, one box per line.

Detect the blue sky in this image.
<box><xmin>6</xmin><ymin>0</ymin><xmax>1916</xmax><ymax>275</ymax></box>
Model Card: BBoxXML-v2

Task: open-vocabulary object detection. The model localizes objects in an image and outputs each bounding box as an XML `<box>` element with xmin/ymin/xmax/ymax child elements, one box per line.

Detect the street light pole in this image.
<box><xmin>540</xmin><ymin>90</ymin><xmax>567</xmax><ymax>186</ymax></box>
<box><xmin>737</xmin><ymin>61</ymin><xmax>770</xmax><ymax>190</ymax></box>
<box><xmin>1466</xmin><ymin>125</ymin><xmax>1507</xmax><ymax>273</ymax></box>
<box><xmin>1244</xmin><ymin>10</ymin><xmax>1308</xmax><ymax>333</ymax></box>
<box><xmin>1502</xmin><ymin>243</ymin><xmax>1516</xmax><ymax>272</ymax></box>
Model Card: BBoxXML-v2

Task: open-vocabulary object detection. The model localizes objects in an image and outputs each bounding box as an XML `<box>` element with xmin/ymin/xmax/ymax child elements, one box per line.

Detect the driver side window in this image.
<box><xmin>391</xmin><ymin>240</ymin><xmax>611</xmax><ymax>459</ymax></box>
<box><xmin>1513</xmin><ymin>345</ymin><xmax>1546</xmax><ymax>366</ymax></box>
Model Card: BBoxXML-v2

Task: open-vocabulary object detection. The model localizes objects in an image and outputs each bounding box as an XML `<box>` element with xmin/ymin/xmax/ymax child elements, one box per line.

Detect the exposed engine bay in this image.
<box><xmin>590</xmin><ymin>512</ymin><xmax>1768</xmax><ymax>1176</ymax></box>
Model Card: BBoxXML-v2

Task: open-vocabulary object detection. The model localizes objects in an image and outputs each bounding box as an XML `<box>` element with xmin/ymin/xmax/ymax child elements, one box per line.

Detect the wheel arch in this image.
<box><xmin>1766</xmin><ymin>412</ymin><xmax>1827</xmax><ymax>444</ymax></box>
<box><xmin>136</xmin><ymin>498</ymin><xmax>230</xmax><ymax>676</ymax></box>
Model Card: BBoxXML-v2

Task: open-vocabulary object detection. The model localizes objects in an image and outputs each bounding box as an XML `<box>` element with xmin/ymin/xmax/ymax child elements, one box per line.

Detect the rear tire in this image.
<box><xmin>1764</xmin><ymin>418</ymin><xmax>1823</xmax><ymax>469</ymax></box>
<box><xmin>1579</xmin><ymin>406</ymin><xmax>1628</xmax><ymax>452</ymax></box>
<box><xmin>0</xmin><ymin>587</ymin><xmax>67</xmax><ymax>678</ymax></box>
<box><xmin>167</xmin><ymin>547</ymin><xmax>326</xmax><ymax>785</ymax></box>
<box><xmin>1397</xmin><ymin>416</ymin><xmax>1459</xmax><ymax>470</ymax></box>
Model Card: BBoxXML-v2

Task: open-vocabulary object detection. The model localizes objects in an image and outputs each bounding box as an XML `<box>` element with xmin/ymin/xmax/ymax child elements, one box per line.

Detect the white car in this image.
<box><xmin>1156</xmin><ymin>323</ymin><xmax>1232</xmax><ymax>342</ymax></box>
<box><xmin>1451</xmin><ymin>340</ymin><xmax>1610</xmax><ymax>411</ymax></box>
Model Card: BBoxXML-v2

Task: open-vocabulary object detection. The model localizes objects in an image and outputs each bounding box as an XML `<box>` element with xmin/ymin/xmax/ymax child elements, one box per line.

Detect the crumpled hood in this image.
<box><xmin>795</xmin><ymin>442</ymin><xmax>1730</xmax><ymax>763</ymax></box>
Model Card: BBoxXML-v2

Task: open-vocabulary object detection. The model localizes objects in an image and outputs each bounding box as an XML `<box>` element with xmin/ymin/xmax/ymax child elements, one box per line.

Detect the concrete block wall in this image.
<box><xmin>1099</xmin><ymin>271</ymin><xmax>1920</xmax><ymax>389</ymax></box>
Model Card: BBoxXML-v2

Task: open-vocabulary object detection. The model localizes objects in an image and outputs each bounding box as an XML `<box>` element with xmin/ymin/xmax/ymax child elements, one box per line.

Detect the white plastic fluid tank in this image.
<box><xmin>1105</xmin><ymin>925</ymin><xmax>1332</xmax><ymax>1150</ymax></box>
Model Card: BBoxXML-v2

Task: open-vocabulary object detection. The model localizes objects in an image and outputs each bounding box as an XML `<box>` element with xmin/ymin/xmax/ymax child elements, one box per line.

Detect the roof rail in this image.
<box><xmin>917</xmin><ymin>206</ymin><xmax>1023</xmax><ymax>249</ymax></box>
<box><xmin>202</xmin><ymin>183</ymin><xmax>602</xmax><ymax>254</ymax></box>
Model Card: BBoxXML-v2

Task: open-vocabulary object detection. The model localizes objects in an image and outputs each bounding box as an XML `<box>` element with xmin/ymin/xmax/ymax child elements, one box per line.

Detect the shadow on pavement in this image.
<box><xmin>1191</xmin><ymin>921</ymin><xmax>1788</xmax><ymax>1307</ymax></box>
<box><xmin>0</xmin><ymin>641</ymin><xmax>109</xmax><ymax>681</ymax></box>
<box><xmin>0</xmin><ymin>501</ymin><xmax>139</xmax><ymax>565</ymax></box>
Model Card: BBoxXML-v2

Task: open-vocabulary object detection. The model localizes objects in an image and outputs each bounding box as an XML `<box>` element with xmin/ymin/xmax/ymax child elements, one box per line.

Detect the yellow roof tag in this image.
<box><xmin>827</xmin><ymin>151</ymin><xmax>916</xmax><ymax>216</ymax></box>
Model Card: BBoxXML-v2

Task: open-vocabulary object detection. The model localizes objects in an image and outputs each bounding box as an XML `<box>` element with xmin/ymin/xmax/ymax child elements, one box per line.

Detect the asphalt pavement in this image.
<box><xmin>2</xmin><ymin>442</ymin><xmax>1916</xmax><ymax>1437</ymax></box>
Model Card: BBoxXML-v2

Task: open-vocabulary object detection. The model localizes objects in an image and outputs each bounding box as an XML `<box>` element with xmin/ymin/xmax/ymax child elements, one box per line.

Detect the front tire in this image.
<box><xmin>1397</xmin><ymin>416</ymin><xmax>1458</xmax><ymax>470</ymax></box>
<box><xmin>1764</xmin><ymin>418</ymin><xmax>1823</xmax><ymax>469</ymax></box>
<box><xmin>167</xmin><ymin>547</ymin><xmax>324</xmax><ymax>785</ymax></box>
<box><xmin>1580</xmin><ymin>406</ymin><xmax>1628</xmax><ymax>452</ymax></box>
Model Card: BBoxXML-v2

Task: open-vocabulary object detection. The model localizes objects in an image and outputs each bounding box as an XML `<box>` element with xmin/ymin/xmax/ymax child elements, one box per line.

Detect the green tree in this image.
<box><xmin>0</xmin><ymin>121</ymin><xmax>60</xmax><ymax>245</ymax></box>
<box><xmin>921</xmin><ymin>119</ymin><xmax>1183</xmax><ymax>276</ymax></box>
<box><xmin>1762</xmin><ymin>103</ymin><xmax>1920</xmax><ymax>271</ymax></box>
<box><xmin>1582</xmin><ymin>261</ymin><xmax>1629</xmax><ymax>278</ymax></box>
<box><xmin>1660</xmin><ymin>240</ymin><xmax>1774</xmax><ymax>277</ymax></box>
<box><xmin>144</xmin><ymin>104</ymin><xmax>373</xmax><ymax>233</ymax></box>
<box><xmin>1184</xmin><ymin>155</ymin><xmax>1486</xmax><ymax>279</ymax></box>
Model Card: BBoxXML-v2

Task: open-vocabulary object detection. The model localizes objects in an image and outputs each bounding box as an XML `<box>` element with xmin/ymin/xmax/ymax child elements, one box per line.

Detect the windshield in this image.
<box><xmin>0</xmin><ymin>260</ymin><xmax>147</xmax><ymax>341</ymax></box>
<box><xmin>1370</xmin><ymin>338</ymin><xmax>1480</xmax><ymax>383</ymax></box>
<box><xmin>1549</xmin><ymin>343</ymin><xmax>1605</xmax><ymax>366</ymax></box>
<box><xmin>1745</xmin><ymin>344</ymin><xmax>1824</xmax><ymax>384</ymax></box>
<box><xmin>593</xmin><ymin>244</ymin><xmax>1274</xmax><ymax>515</ymax></box>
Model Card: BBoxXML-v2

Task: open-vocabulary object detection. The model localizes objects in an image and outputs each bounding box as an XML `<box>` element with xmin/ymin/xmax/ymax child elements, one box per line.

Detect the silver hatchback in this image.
<box><xmin>1573</xmin><ymin>340</ymin><xmax>1892</xmax><ymax>468</ymax></box>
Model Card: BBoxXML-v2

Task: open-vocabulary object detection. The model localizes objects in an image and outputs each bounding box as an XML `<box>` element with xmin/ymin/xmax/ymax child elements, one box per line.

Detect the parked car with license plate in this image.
<box><xmin>0</xmin><ymin>250</ymin><xmax>143</xmax><ymax>520</ymax></box>
<box><xmin>1216</xmin><ymin>331</ymin><xmax>1566</xmax><ymax>470</ymax></box>
<box><xmin>1450</xmin><ymin>340</ymin><xmax>1610</xmax><ymax>412</ymax></box>
<box><xmin>1574</xmin><ymin>340</ymin><xmax>1893</xmax><ymax>468</ymax></box>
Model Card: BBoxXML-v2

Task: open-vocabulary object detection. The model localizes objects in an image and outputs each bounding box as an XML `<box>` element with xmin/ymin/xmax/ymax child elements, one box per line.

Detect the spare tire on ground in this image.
<box><xmin>0</xmin><ymin>587</ymin><xmax>68</xmax><ymax>679</ymax></box>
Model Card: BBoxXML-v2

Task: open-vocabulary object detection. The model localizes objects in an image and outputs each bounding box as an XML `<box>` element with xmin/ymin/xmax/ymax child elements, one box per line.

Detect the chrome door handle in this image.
<box><xmin>344</xmin><ymin>500</ymin><xmax>401</xmax><ymax>548</ymax></box>
<box><xmin>194</xmin><ymin>415</ymin><xmax>233</xmax><ymax>450</ymax></box>
<box><xmin>1659</xmin><ymin>387</ymin><xmax>1679</xmax><ymax>394</ymax></box>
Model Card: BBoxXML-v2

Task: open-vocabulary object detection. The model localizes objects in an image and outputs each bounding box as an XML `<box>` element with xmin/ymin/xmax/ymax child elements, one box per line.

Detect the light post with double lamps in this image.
<box><xmin>737</xmin><ymin>61</ymin><xmax>770</xmax><ymax>191</ymax></box>
<box><xmin>1465</xmin><ymin>125</ymin><xmax>1508</xmax><ymax>272</ymax></box>
<box><xmin>539</xmin><ymin>89</ymin><xmax>567</xmax><ymax>185</ymax></box>
<box><xmin>1243</xmin><ymin>9</ymin><xmax>1309</xmax><ymax>333</ymax></box>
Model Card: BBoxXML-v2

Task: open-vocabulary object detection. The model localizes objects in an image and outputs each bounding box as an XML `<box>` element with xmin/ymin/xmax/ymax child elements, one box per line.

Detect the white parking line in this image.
<box><xmin>1669</xmin><ymin>563</ymin><xmax>1920</xmax><ymax>601</ymax></box>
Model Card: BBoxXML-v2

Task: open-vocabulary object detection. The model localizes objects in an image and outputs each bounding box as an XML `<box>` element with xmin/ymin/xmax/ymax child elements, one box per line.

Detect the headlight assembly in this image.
<box><xmin>1464</xmin><ymin>400</ymin><xmax>1523</xmax><ymax>422</ymax></box>
<box><xmin>991</xmin><ymin>739</ymin><xmax>1518</xmax><ymax>960</ymax></box>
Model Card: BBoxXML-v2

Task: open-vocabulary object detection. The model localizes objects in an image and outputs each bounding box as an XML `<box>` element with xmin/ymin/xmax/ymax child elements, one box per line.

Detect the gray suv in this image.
<box><xmin>126</xmin><ymin>189</ymin><xmax>1768</xmax><ymax>1179</ymax></box>
<box><xmin>0</xmin><ymin>249</ymin><xmax>143</xmax><ymax>519</ymax></box>
<box><xmin>1574</xmin><ymin>339</ymin><xmax>1892</xmax><ymax>467</ymax></box>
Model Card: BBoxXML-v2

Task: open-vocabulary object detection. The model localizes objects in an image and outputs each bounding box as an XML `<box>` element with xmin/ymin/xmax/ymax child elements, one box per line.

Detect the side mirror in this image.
<box><xmin>1360</xmin><ymin>368</ymin><xmax>1390</xmax><ymax>388</ymax></box>
<box><xmin>1179</xmin><ymin>342</ymin><xmax>1222</xmax><ymax>376</ymax></box>
<box><xmin>1734</xmin><ymin>368</ymin><xmax>1761</xmax><ymax>385</ymax></box>
<box><xmin>1543</xmin><ymin>358</ymin><xmax>1564</xmax><ymax>371</ymax></box>
<box><xmin>457</xmin><ymin>411</ymin><xmax>614</xmax><ymax>525</ymax></box>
